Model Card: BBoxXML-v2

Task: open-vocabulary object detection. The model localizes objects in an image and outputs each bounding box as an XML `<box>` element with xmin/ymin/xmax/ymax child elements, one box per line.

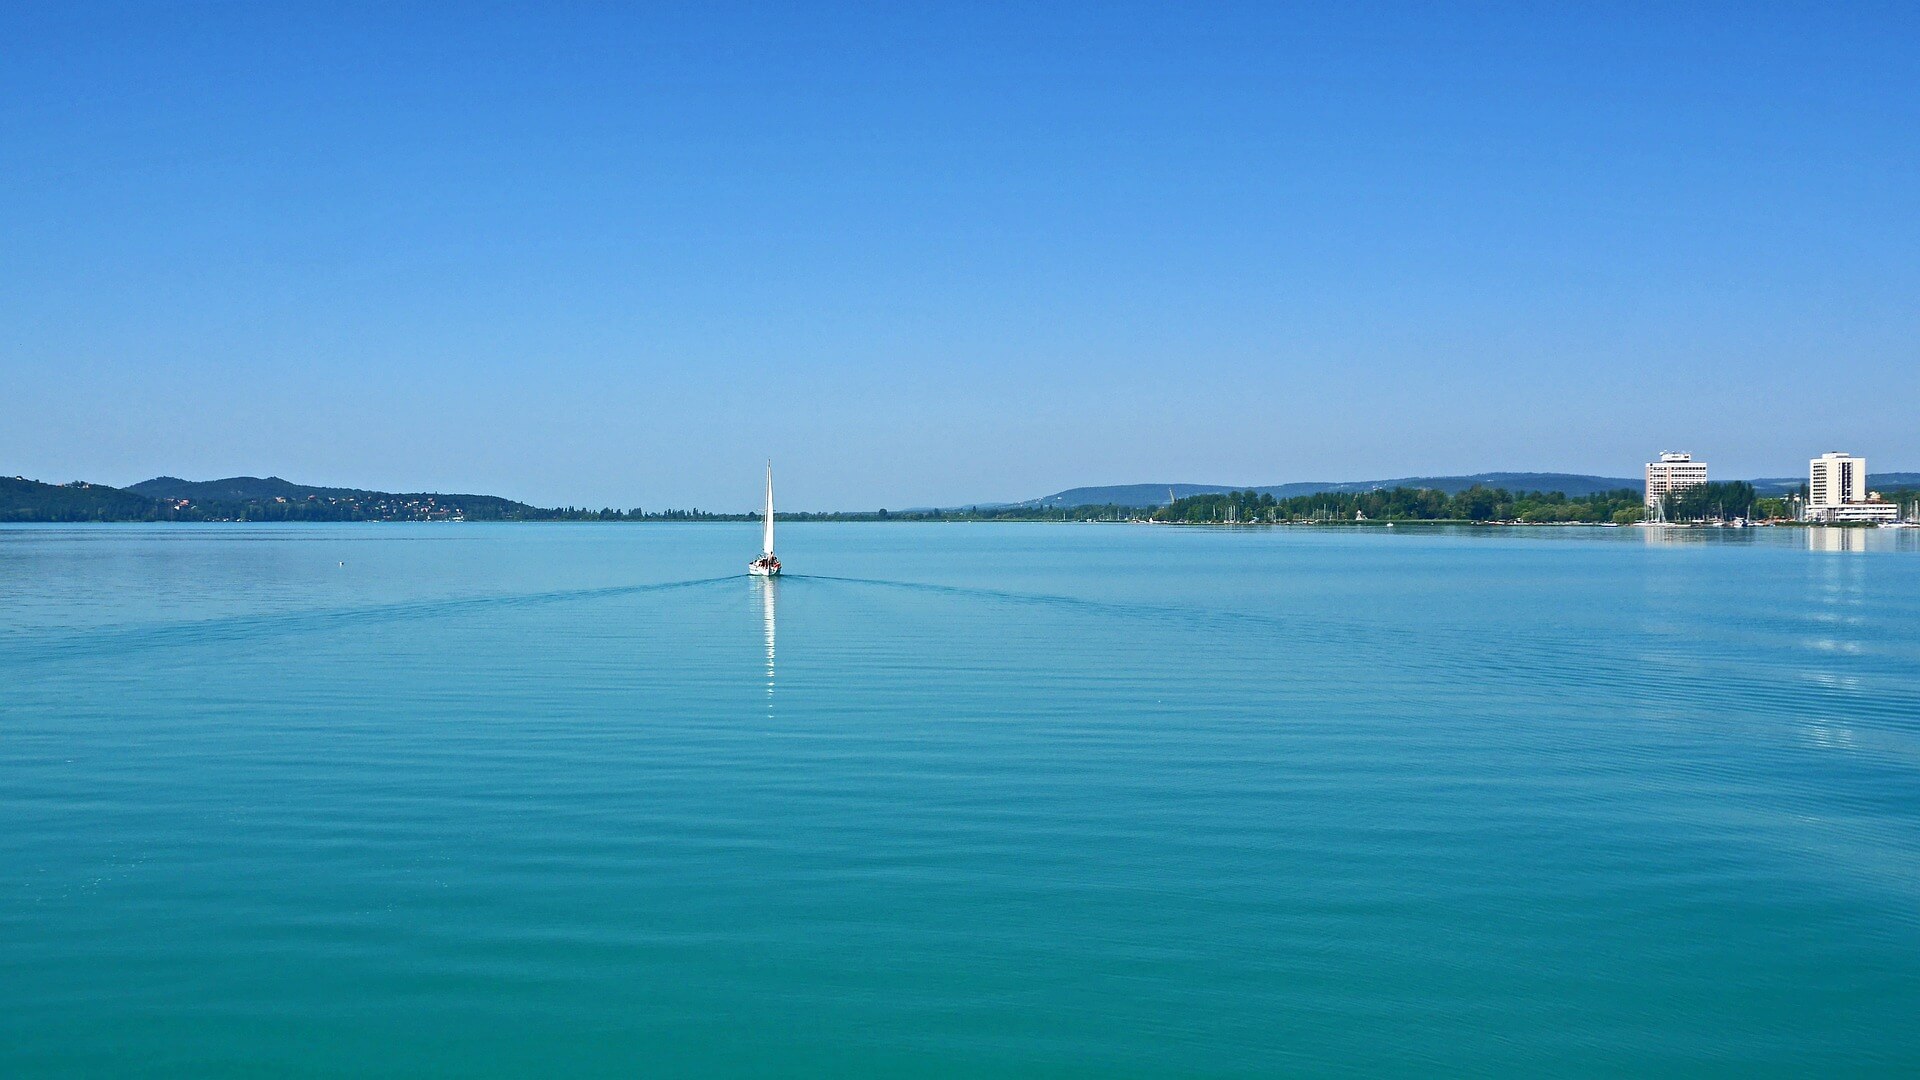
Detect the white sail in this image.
<box><xmin>748</xmin><ymin>462</ymin><xmax>781</xmax><ymax>575</ymax></box>
<box><xmin>762</xmin><ymin>463</ymin><xmax>775</xmax><ymax>555</ymax></box>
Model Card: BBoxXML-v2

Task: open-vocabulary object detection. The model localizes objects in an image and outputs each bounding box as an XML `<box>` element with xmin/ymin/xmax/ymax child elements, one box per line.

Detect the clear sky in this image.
<box><xmin>4</xmin><ymin>2</ymin><xmax>1916</xmax><ymax>510</ymax></box>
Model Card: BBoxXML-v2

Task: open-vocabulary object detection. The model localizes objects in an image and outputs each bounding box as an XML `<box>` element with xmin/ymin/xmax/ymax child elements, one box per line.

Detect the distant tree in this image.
<box><xmin>1662</xmin><ymin>481</ymin><xmax>1756</xmax><ymax>523</ymax></box>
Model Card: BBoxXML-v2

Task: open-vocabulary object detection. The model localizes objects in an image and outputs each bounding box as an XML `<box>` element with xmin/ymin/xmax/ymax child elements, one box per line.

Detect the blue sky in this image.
<box><xmin>4</xmin><ymin>2</ymin><xmax>1916</xmax><ymax>509</ymax></box>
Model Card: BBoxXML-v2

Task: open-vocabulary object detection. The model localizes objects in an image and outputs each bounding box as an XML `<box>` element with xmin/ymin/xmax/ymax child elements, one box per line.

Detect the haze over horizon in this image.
<box><xmin>5</xmin><ymin>3</ymin><xmax>1917</xmax><ymax>509</ymax></box>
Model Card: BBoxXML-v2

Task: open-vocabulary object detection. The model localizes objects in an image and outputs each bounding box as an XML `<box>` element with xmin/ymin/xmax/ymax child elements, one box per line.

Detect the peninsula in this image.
<box><xmin>0</xmin><ymin>475</ymin><xmax>720</xmax><ymax>523</ymax></box>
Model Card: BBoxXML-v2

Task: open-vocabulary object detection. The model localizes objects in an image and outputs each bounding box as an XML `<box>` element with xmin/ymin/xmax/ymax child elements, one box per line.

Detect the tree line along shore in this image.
<box><xmin>1154</xmin><ymin>483</ymin><xmax>1757</xmax><ymax>525</ymax></box>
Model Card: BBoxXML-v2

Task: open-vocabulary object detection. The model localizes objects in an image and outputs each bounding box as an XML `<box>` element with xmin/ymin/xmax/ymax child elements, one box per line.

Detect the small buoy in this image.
<box><xmin>338</xmin><ymin>561</ymin><xmax>345</xmax><ymax>566</ymax></box>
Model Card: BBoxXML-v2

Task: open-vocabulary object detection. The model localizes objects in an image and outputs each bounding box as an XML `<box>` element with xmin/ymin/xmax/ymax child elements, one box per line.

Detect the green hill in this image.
<box><xmin>126</xmin><ymin>476</ymin><xmax>550</xmax><ymax>520</ymax></box>
<box><xmin>1027</xmin><ymin>473</ymin><xmax>1640</xmax><ymax>508</ymax></box>
<box><xmin>127</xmin><ymin>475</ymin><xmax>376</xmax><ymax>501</ymax></box>
<box><xmin>1</xmin><ymin>476</ymin><xmax>161</xmax><ymax>521</ymax></box>
<box><xmin>3</xmin><ymin>473</ymin><xmax>577</xmax><ymax>522</ymax></box>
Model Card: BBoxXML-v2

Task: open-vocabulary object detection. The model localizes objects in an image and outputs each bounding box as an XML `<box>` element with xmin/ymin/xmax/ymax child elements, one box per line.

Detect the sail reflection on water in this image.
<box><xmin>758</xmin><ymin>577</ymin><xmax>776</xmax><ymax>698</ymax></box>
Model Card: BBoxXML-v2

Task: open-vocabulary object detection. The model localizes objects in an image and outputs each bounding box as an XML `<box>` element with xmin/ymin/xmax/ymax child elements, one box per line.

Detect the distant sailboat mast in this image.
<box><xmin>762</xmin><ymin>462</ymin><xmax>775</xmax><ymax>556</ymax></box>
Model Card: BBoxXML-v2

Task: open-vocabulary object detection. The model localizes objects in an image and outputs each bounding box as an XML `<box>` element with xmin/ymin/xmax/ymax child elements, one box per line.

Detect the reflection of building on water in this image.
<box><xmin>758</xmin><ymin>578</ymin><xmax>776</xmax><ymax>697</ymax></box>
<box><xmin>1803</xmin><ymin>526</ymin><xmax>1869</xmax><ymax>697</ymax></box>
<box><xmin>1636</xmin><ymin>524</ymin><xmax>1902</xmax><ymax>553</ymax></box>
<box><xmin>1807</xmin><ymin>527</ymin><xmax>1873</xmax><ymax>553</ymax></box>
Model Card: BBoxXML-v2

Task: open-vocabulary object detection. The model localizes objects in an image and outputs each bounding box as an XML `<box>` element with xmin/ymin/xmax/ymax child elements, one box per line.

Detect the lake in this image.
<box><xmin>3</xmin><ymin>522</ymin><xmax>1918</xmax><ymax>1075</ymax></box>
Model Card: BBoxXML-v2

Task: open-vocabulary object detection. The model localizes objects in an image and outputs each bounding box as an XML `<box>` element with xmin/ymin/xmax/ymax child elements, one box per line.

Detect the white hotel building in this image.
<box><xmin>1805</xmin><ymin>452</ymin><xmax>1898</xmax><ymax>523</ymax></box>
<box><xmin>1644</xmin><ymin>452</ymin><xmax>1707</xmax><ymax>512</ymax></box>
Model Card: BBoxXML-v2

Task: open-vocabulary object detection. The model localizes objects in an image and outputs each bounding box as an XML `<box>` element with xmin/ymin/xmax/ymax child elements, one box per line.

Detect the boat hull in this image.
<box><xmin>748</xmin><ymin>556</ymin><xmax>781</xmax><ymax>577</ymax></box>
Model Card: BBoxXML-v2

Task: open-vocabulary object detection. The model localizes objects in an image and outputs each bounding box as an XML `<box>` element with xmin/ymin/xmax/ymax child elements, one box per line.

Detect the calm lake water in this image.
<box><xmin>3</xmin><ymin>522</ymin><xmax>1918</xmax><ymax>1076</ymax></box>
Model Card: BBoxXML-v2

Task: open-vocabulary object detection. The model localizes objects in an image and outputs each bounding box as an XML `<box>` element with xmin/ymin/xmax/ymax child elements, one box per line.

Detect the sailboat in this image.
<box><xmin>748</xmin><ymin>463</ymin><xmax>781</xmax><ymax>576</ymax></box>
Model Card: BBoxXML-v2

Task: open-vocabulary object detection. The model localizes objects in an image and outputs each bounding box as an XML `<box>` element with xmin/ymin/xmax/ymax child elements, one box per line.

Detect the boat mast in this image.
<box><xmin>762</xmin><ymin>462</ymin><xmax>776</xmax><ymax>555</ymax></box>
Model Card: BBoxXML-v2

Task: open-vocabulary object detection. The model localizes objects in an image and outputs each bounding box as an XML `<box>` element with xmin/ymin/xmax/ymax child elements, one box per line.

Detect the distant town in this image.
<box><xmin>1137</xmin><ymin>451</ymin><xmax>1917</xmax><ymax>527</ymax></box>
<box><xmin>1636</xmin><ymin>449</ymin><xmax>1917</xmax><ymax>526</ymax></box>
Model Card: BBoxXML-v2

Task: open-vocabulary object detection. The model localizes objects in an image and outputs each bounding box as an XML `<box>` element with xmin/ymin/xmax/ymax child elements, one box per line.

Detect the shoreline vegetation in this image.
<box><xmin>1141</xmin><ymin>482</ymin><xmax>1906</xmax><ymax>526</ymax></box>
<box><xmin>5</xmin><ymin>474</ymin><xmax>1914</xmax><ymax>527</ymax></box>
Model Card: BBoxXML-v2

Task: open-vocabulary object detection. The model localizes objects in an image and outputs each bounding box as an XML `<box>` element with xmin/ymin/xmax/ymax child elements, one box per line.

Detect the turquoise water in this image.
<box><xmin>4</xmin><ymin>522</ymin><xmax>1919</xmax><ymax>1076</ymax></box>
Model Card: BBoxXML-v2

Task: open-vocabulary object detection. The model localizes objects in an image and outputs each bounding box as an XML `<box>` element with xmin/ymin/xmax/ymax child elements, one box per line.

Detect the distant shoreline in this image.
<box><xmin>7</xmin><ymin>515</ymin><xmax>1881</xmax><ymax>526</ymax></box>
<box><xmin>8</xmin><ymin>472</ymin><xmax>1915</xmax><ymax>527</ymax></box>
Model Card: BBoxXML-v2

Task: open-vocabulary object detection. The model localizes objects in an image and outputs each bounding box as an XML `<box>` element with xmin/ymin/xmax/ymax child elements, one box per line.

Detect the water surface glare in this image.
<box><xmin>3</xmin><ymin>522</ymin><xmax>1919</xmax><ymax>1075</ymax></box>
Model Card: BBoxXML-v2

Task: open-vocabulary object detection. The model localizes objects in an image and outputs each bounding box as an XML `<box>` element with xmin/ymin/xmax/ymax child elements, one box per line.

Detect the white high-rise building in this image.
<box><xmin>1645</xmin><ymin>452</ymin><xmax>1708</xmax><ymax>512</ymax></box>
<box><xmin>1806</xmin><ymin>452</ymin><xmax>1897</xmax><ymax>523</ymax></box>
<box><xmin>1809</xmin><ymin>452</ymin><xmax>1866</xmax><ymax>507</ymax></box>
